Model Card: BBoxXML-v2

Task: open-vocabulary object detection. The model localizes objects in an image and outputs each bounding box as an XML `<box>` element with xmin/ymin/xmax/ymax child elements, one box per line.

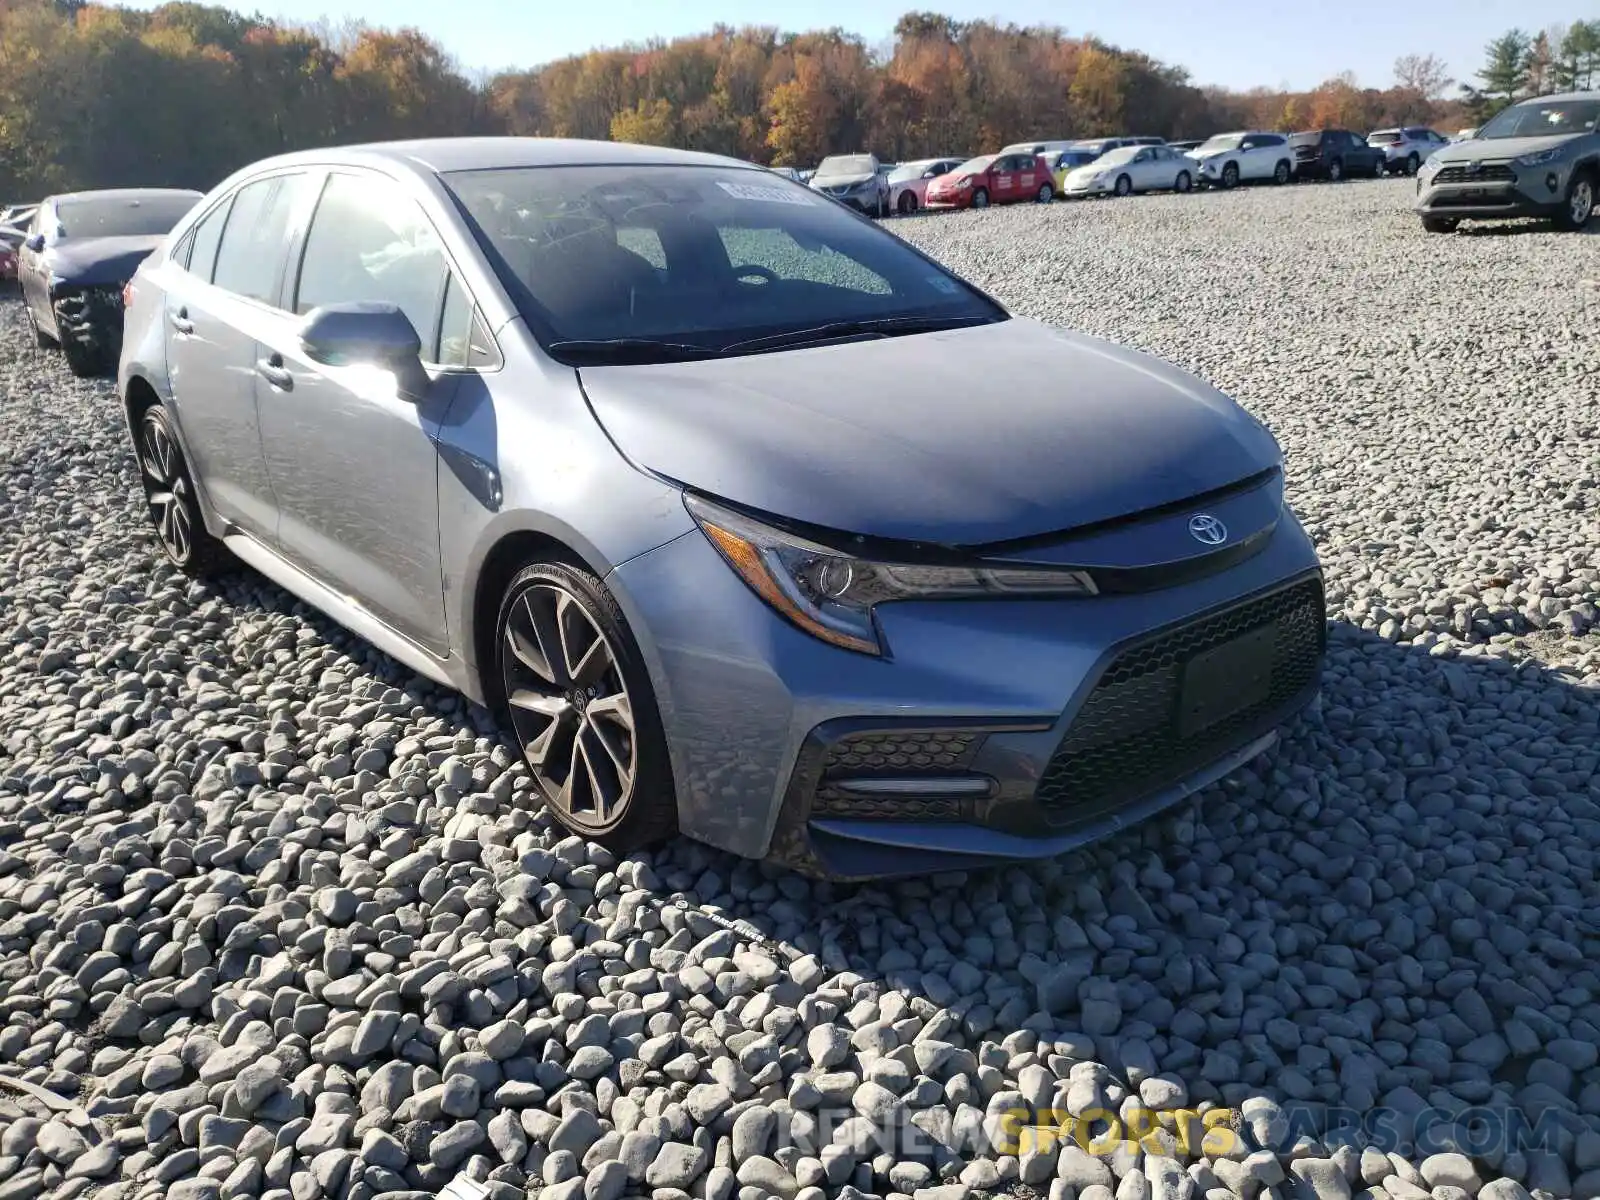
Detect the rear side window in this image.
<box><xmin>183</xmin><ymin>198</ymin><xmax>232</xmax><ymax>283</ymax></box>
<box><xmin>294</xmin><ymin>172</ymin><xmax>449</xmax><ymax>359</ymax></box>
<box><xmin>212</xmin><ymin>175</ymin><xmax>309</xmax><ymax>305</ymax></box>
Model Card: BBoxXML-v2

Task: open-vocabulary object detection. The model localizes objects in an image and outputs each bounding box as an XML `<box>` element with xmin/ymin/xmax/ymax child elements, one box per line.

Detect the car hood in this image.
<box><xmin>1430</xmin><ymin>133</ymin><xmax>1583</xmax><ymax>162</ymax></box>
<box><xmin>813</xmin><ymin>173</ymin><xmax>876</xmax><ymax>188</ymax></box>
<box><xmin>45</xmin><ymin>234</ymin><xmax>165</xmax><ymax>286</ymax></box>
<box><xmin>578</xmin><ymin>318</ymin><xmax>1282</xmax><ymax>546</ymax></box>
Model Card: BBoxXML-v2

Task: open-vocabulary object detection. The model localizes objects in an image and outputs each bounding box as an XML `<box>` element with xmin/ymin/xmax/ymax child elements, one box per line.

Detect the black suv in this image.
<box><xmin>1289</xmin><ymin>130</ymin><xmax>1386</xmax><ymax>181</ymax></box>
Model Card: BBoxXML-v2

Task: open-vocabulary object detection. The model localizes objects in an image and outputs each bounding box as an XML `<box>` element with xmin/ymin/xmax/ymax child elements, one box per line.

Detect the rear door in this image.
<box><xmin>1249</xmin><ymin>134</ymin><xmax>1285</xmax><ymax>179</ymax></box>
<box><xmin>253</xmin><ymin>168</ymin><xmax>470</xmax><ymax>653</ymax></box>
<box><xmin>163</xmin><ymin>172</ymin><xmax>314</xmax><ymax>540</ymax></box>
<box><xmin>1016</xmin><ymin>154</ymin><xmax>1042</xmax><ymax>198</ymax></box>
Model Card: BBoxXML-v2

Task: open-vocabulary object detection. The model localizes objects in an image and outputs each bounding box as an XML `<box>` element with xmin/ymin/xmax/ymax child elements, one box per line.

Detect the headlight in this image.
<box><xmin>1514</xmin><ymin>147</ymin><xmax>1567</xmax><ymax>167</ymax></box>
<box><xmin>958</xmin><ymin>177</ymin><xmax>973</xmax><ymax>190</ymax></box>
<box><xmin>685</xmin><ymin>495</ymin><xmax>1097</xmax><ymax>657</ymax></box>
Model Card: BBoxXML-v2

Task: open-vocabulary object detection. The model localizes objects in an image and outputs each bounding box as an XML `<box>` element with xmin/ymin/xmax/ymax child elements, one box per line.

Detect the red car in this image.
<box><xmin>925</xmin><ymin>152</ymin><xmax>1056</xmax><ymax>209</ymax></box>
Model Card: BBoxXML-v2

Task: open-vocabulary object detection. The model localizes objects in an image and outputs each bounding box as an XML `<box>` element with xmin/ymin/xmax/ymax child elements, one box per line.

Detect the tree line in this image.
<box><xmin>2</xmin><ymin>0</ymin><xmax>1585</xmax><ymax>200</ymax></box>
<box><xmin>1465</xmin><ymin>21</ymin><xmax>1600</xmax><ymax>118</ymax></box>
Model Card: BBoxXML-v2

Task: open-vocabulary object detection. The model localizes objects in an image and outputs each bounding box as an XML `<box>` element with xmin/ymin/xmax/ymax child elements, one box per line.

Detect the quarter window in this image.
<box><xmin>295</xmin><ymin>172</ymin><xmax>449</xmax><ymax>361</ymax></box>
<box><xmin>212</xmin><ymin>174</ymin><xmax>308</xmax><ymax>305</ymax></box>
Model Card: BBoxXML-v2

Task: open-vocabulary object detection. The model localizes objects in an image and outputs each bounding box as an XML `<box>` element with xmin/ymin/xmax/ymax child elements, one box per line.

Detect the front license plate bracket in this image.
<box><xmin>1177</xmin><ymin>623</ymin><xmax>1277</xmax><ymax>738</ymax></box>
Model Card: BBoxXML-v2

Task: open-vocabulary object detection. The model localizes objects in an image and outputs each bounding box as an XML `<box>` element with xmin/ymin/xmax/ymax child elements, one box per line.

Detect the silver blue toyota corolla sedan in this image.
<box><xmin>118</xmin><ymin>138</ymin><xmax>1325</xmax><ymax>879</ymax></box>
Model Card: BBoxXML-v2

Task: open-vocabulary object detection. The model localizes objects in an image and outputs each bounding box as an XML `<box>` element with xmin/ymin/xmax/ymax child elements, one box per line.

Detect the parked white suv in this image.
<box><xmin>1367</xmin><ymin>127</ymin><xmax>1449</xmax><ymax>175</ymax></box>
<box><xmin>1191</xmin><ymin>131</ymin><xmax>1293</xmax><ymax>188</ymax></box>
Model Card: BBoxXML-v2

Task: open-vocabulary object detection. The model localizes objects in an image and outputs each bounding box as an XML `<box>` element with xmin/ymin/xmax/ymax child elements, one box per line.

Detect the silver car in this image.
<box><xmin>809</xmin><ymin>153</ymin><xmax>889</xmax><ymax>217</ymax></box>
<box><xmin>118</xmin><ymin>138</ymin><xmax>1325</xmax><ymax>880</ymax></box>
<box><xmin>1415</xmin><ymin>93</ymin><xmax>1600</xmax><ymax>233</ymax></box>
<box><xmin>1367</xmin><ymin>126</ymin><xmax>1449</xmax><ymax>175</ymax></box>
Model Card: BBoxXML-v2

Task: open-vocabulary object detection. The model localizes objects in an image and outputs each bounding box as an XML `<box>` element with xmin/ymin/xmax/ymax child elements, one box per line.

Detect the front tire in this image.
<box><xmin>1556</xmin><ymin>172</ymin><xmax>1595</xmax><ymax>231</ymax></box>
<box><xmin>1273</xmin><ymin>161</ymin><xmax>1291</xmax><ymax>185</ymax></box>
<box><xmin>1405</xmin><ymin>153</ymin><xmax>1420</xmax><ymax>176</ymax></box>
<box><xmin>1328</xmin><ymin>158</ymin><xmax>1344</xmax><ymax>182</ymax></box>
<box><xmin>1037</xmin><ymin>182</ymin><xmax>1053</xmax><ymax>203</ymax></box>
<box><xmin>137</xmin><ymin>405</ymin><xmax>226</xmax><ymax>575</ymax></box>
<box><xmin>1114</xmin><ymin>174</ymin><xmax>1132</xmax><ymax>197</ymax></box>
<box><xmin>1221</xmin><ymin>162</ymin><xmax>1239</xmax><ymax>189</ymax></box>
<box><xmin>971</xmin><ymin>188</ymin><xmax>989</xmax><ymax>209</ymax></box>
<box><xmin>1174</xmin><ymin>171</ymin><xmax>1192</xmax><ymax>193</ymax></box>
<box><xmin>1421</xmin><ymin>216</ymin><xmax>1459</xmax><ymax>234</ymax></box>
<box><xmin>897</xmin><ymin>191</ymin><xmax>917</xmax><ymax>215</ymax></box>
<box><xmin>495</xmin><ymin>561</ymin><xmax>677</xmax><ymax>853</ymax></box>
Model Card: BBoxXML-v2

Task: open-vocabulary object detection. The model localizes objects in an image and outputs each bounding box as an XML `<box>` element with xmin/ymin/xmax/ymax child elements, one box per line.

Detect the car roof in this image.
<box><xmin>1514</xmin><ymin>91</ymin><xmax>1596</xmax><ymax>105</ymax></box>
<box><xmin>230</xmin><ymin>137</ymin><xmax>757</xmax><ymax>181</ymax></box>
<box><xmin>47</xmin><ymin>187</ymin><xmax>203</xmax><ymax>205</ymax></box>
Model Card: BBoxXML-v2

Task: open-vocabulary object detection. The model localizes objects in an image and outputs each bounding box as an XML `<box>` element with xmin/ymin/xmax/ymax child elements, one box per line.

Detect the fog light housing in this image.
<box><xmin>1547</xmin><ymin>173</ymin><xmax>1559</xmax><ymax>193</ymax></box>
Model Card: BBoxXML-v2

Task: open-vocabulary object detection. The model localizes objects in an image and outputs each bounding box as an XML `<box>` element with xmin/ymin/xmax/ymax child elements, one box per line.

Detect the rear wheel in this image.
<box><xmin>971</xmin><ymin>187</ymin><xmax>989</xmax><ymax>209</ymax></box>
<box><xmin>1174</xmin><ymin>171</ymin><xmax>1192</xmax><ymax>193</ymax></box>
<box><xmin>1328</xmin><ymin>158</ymin><xmax>1344</xmax><ymax>182</ymax></box>
<box><xmin>1114</xmin><ymin>174</ymin><xmax>1133</xmax><ymax>197</ymax></box>
<box><xmin>1421</xmin><ymin>216</ymin><xmax>1459</xmax><ymax>234</ymax></box>
<box><xmin>1036</xmin><ymin>182</ymin><xmax>1053</xmax><ymax>203</ymax></box>
<box><xmin>1221</xmin><ymin>162</ymin><xmax>1240</xmax><ymax>189</ymax></box>
<box><xmin>897</xmin><ymin>190</ymin><xmax>918</xmax><ymax>215</ymax></box>
<box><xmin>137</xmin><ymin>405</ymin><xmax>225</xmax><ymax>575</ymax></box>
<box><xmin>1273</xmin><ymin>161</ymin><xmax>1291</xmax><ymax>185</ymax></box>
<box><xmin>495</xmin><ymin>561</ymin><xmax>677</xmax><ymax>853</ymax></box>
<box><xmin>1556</xmin><ymin>172</ymin><xmax>1595</xmax><ymax>231</ymax></box>
<box><xmin>1405</xmin><ymin>152</ymin><xmax>1420</xmax><ymax>176</ymax></box>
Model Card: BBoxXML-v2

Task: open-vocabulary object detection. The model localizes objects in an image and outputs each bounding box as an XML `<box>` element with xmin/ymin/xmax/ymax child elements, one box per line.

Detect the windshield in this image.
<box><xmin>445</xmin><ymin>165</ymin><xmax>1003</xmax><ymax>360</ymax></box>
<box><xmin>815</xmin><ymin>155</ymin><xmax>874</xmax><ymax>177</ymax></box>
<box><xmin>1095</xmin><ymin>147</ymin><xmax>1139</xmax><ymax>167</ymax></box>
<box><xmin>56</xmin><ymin>193</ymin><xmax>197</xmax><ymax>238</ymax></box>
<box><xmin>1476</xmin><ymin>99</ymin><xmax>1600</xmax><ymax>139</ymax></box>
<box><xmin>953</xmin><ymin>155</ymin><xmax>994</xmax><ymax>175</ymax></box>
<box><xmin>1288</xmin><ymin>132</ymin><xmax>1323</xmax><ymax>146</ymax></box>
<box><xmin>1368</xmin><ymin>131</ymin><xmax>1401</xmax><ymax>144</ymax></box>
<box><xmin>1197</xmin><ymin>134</ymin><xmax>1244</xmax><ymax>153</ymax></box>
<box><xmin>888</xmin><ymin>161</ymin><xmax>933</xmax><ymax>183</ymax></box>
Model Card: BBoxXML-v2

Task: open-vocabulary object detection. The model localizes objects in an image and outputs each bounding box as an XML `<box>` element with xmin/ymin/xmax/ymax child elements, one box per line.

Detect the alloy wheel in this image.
<box><xmin>140</xmin><ymin>411</ymin><xmax>193</xmax><ymax>565</ymax></box>
<box><xmin>1570</xmin><ymin>178</ymin><xmax>1594</xmax><ymax>228</ymax></box>
<box><xmin>500</xmin><ymin>581</ymin><xmax>637</xmax><ymax>832</ymax></box>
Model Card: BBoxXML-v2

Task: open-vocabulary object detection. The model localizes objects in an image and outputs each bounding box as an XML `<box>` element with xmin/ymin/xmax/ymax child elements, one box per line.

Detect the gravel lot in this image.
<box><xmin>2</xmin><ymin>177</ymin><xmax>1600</xmax><ymax>1200</ymax></box>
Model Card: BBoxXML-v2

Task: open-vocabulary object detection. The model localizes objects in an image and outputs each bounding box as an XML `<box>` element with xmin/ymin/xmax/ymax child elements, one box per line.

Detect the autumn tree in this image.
<box><xmin>611</xmin><ymin>98</ymin><xmax>676</xmax><ymax>146</ymax></box>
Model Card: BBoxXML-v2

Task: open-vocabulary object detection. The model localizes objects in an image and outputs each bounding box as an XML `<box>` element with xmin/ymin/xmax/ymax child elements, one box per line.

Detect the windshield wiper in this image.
<box><xmin>549</xmin><ymin>338</ymin><xmax>719</xmax><ymax>365</ymax></box>
<box><xmin>723</xmin><ymin>313</ymin><xmax>994</xmax><ymax>355</ymax></box>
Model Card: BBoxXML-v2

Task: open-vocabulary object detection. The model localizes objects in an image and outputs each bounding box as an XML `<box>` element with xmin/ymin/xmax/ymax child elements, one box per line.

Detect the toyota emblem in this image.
<box><xmin>1188</xmin><ymin>514</ymin><xmax>1228</xmax><ymax>545</ymax></box>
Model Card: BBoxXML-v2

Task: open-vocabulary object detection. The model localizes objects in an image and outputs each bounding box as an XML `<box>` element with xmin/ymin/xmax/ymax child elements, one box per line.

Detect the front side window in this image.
<box><xmin>212</xmin><ymin>174</ymin><xmax>310</xmax><ymax>305</ymax></box>
<box><xmin>295</xmin><ymin>172</ymin><xmax>449</xmax><ymax>357</ymax></box>
<box><xmin>445</xmin><ymin>164</ymin><xmax>1003</xmax><ymax>361</ymax></box>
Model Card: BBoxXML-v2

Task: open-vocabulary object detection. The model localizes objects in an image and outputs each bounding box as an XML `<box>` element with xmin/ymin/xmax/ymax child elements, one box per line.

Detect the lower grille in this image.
<box><xmin>811</xmin><ymin>730</ymin><xmax>981</xmax><ymax>819</ymax></box>
<box><xmin>1034</xmin><ymin>577</ymin><xmax>1325</xmax><ymax>819</ymax></box>
<box><xmin>1433</xmin><ymin>164</ymin><xmax>1513</xmax><ymax>184</ymax></box>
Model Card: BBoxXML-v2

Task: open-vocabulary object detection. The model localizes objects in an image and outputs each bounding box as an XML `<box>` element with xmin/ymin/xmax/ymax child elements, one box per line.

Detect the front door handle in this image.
<box><xmin>256</xmin><ymin>354</ymin><xmax>293</xmax><ymax>391</ymax></box>
<box><xmin>170</xmin><ymin>308</ymin><xmax>194</xmax><ymax>335</ymax></box>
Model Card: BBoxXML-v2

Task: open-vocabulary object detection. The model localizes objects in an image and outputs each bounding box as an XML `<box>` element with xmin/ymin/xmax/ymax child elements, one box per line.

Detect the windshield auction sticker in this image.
<box><xmin>717</xmin><ymin>181</ymin><xmax>816</xmax><ymax>206</ymax></box>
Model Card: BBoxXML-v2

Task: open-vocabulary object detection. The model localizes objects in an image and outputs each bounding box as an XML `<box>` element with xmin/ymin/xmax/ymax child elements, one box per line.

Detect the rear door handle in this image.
<box><xmin>256</xmin><ymin>354</ymin><xmax>293</xmax><ymax>391</ymax></box>
<box><xmin>170</xmin><ymin>308</ymin><xmax>194</xmax><ymax>335</ymax></box>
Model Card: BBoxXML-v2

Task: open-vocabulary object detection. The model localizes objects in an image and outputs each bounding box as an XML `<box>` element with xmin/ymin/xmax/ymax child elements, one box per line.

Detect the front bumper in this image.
<box><xmin>816</xmin><ymin>190</ymin><xmax>882</xmax><ymax>214</ymax></box>
<box><xmin>610</xmin><ymin>502</ymin><xmax>1325</xmax><ymax>879</ymax></box>
<box><xmin>1063</xmin><ymin>180</ymin><xmax>1112</xmax><ymax>197</ymax></box>
<box><xmin>1415</xmin><ymin>161</ymin><xmax>1570</xmax><ymax>219</ymax></box>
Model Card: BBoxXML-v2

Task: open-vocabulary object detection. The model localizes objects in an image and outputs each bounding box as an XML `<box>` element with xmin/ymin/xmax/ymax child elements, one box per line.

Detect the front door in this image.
<box><xmin>1016</xmin><ymin>155</ymin><xmax>1040</xmax><ymax>198</ymax></box>
<box><xmin>255</xmin><ymin>169</ymin><xmax>461</xmax><ymax>654</ymax></box>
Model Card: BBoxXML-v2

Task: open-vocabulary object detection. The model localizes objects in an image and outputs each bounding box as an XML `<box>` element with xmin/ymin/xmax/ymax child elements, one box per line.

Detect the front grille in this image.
<box><xmin>1433</xmin><ymin>164</ymin><xmax>1513</xmax><ymax>184</ymax></box>
<box><xmin>1034</xmin><ymin>577</ymin><xmax>1325</xmax><ymax>819</ymax></box>
<box><xmin>811</xmin><ymin>730</ymin><xmax>981</xmax><ymax>819</ymax></box>
<box><xmin>1294</xmin><ymin>147</ymin><xmax>1319</xmax><ymax>158</ymax></box>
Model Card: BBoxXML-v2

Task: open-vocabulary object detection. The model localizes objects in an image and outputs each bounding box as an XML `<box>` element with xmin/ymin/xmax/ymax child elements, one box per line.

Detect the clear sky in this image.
<box><xmin>128</xmin><ymin>0</ymin><xmax>1575</xmax><ymax>92</ymax></box>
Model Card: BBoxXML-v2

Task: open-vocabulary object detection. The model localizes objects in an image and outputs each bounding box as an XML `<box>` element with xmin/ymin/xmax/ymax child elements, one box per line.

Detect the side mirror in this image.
<box><xmin>298</xmin><ymin>302</ymin><xmax>430</xmax><ymax>402</ymax></box>
<box><xmin>24</xmin><ymin>233</ymin><xmax>45</xmax><ymax>253</ymax></box>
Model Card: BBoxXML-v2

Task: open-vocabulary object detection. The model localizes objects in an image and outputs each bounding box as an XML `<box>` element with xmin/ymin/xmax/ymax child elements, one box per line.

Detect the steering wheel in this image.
<box><xmin>733</xmin><ymin>264</ymin><xmax>779</xmax><ymax>286</ymax></box>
